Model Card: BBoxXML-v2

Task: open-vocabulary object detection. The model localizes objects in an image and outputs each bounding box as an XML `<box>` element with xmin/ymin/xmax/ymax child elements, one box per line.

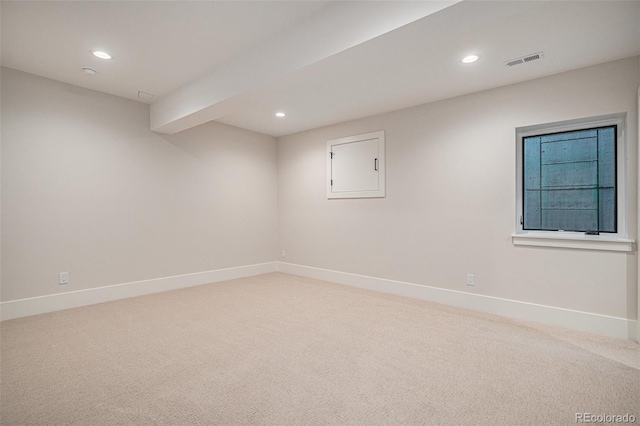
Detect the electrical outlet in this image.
<box><xmin>59</xmin><ymin>272</ymin><xmax>69</xmax><ymax>285</ymax></box>
<box><xmin>466</xmin><ymin>274</ymin><xmax>474</xmax><ymax>286</ymax></box>
<box><xmin>281</xmin><ymin>250</ymin><xmax>286</xmax><ymax>258</ymax></box>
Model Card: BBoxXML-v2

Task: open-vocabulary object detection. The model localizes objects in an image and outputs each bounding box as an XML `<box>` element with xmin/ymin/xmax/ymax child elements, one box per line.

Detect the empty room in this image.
<box><xmin>1</xmin><ymin>1</ymin><xmax>639</xmax><ymax>425</ymax></box>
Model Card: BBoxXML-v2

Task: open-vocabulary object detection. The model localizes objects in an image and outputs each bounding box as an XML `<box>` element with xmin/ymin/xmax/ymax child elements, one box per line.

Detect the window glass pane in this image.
<box><xmin>523</xmin><ymin>137</ymin><xmax>541</xmax><ymax>229</ymax></box>
<box><xmin>541</xmin><ymin>161</ymin><xmax>597</xmax><ymax>188</ymax></box>
<box><xmin>598</xmin><ymin>127</ymin><xmax>616</xmax><ymax>232</ymax></box>
<box><xmin>542</xmin><ymin>209</ymin><xmax>598</xmax><ymax>231</ymax></box>
<box><xmin>524</xmin><ymin>137</ymin><xmax>541</xmax><ymax>189</ymax></box>
<box><xmin>523</xmin><ymin>126</ymin><xmax>616</xmax><ymax>233</ymax></box>
<box><xmin>524</xmin><ymin>191</ymin><xmax>541</xmax><ymax>229</ymax></box>
<box><xmin>599</xmin><ymin>188</ymin><xmax>616</xmax><ymax>232</ymax></box>
<box><xmin>540</xmin><ymin>137</ymin><xmax>597</xmax><ymax>164</ymax></box>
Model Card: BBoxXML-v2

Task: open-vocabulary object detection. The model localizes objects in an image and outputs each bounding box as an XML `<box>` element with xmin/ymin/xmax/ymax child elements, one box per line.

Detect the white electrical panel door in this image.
<box><xmin>332</xmin><ymin>139</ymin><xmax>379</xmax><ymax>192</ymax></box>
<box><xmin>327</xmin><ymin>130</ymin><xmax>385</xmax><ymax>199</ymax></box>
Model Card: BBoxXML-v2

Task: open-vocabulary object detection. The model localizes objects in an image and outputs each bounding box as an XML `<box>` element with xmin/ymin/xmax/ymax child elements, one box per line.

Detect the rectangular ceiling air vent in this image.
<box><xmin>504</xmin><ymin>51</ymin><xmax>544</xmax><ymax>67</ymax></box>
<box><xmin>137</xmin><ymin>91</ymin><xmax>154</xmax><ymax>103</ymax></box>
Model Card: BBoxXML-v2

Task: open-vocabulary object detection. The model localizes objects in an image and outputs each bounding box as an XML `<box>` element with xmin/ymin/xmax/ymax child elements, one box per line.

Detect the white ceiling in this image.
<box><xmin>2</xmin><ymin>1</ymin><xmax>639</xmax><ymax>137</ymax></box>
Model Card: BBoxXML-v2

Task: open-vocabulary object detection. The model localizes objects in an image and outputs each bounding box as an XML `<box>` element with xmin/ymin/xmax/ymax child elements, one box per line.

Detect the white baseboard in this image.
<box><xmin>277</xmin><ymin>262</ymin><xmax>638</xmax><ymax>342</ymax></box>
<box><xmin>0</xmin><ymin>262</ymin><xmax>277</xmax><ymax>321</ymax></box>
<box><xmin>3</xmin><ymin>261</ymin><xmax>636</xmax><ymax>341</ymax></box>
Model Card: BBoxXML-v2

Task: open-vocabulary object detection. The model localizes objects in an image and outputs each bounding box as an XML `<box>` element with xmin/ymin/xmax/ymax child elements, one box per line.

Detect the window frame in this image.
<box><xmin>513</xmin><ymin>113</ymin><xmax>634</xmax><ymax>252</ymax></box>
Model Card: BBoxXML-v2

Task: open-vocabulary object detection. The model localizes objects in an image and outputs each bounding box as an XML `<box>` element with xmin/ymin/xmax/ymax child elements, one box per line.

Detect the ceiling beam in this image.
<box><xmin>150</xmin><ymin>1</ymin><xmax>460</xmax><ymax>134</ymax></box>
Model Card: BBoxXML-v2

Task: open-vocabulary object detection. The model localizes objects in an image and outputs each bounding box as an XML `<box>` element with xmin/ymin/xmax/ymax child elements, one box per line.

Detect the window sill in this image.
<box><xmin>511</xmin><ymin>232</ymin><xmax>635</xmax><ymax>252</ymax></box>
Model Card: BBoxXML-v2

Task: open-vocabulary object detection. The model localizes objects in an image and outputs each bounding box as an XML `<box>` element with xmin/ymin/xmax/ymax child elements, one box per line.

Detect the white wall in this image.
<box><xmin>637</xmin><ymin>58</ymin><xmax>640</xmax><ymax>341</ymax></box>
<box><xmin>2</xmin><ymin>57</ymin><xmax>639</xmax><ymax>334</ymax></box>
<box><xmin>278</xmin><ymin>57</ymin><xmax>639</xmax><ymax>321</ymax></box>
<box><xmin>1</xmin><ymin>68</ymin><xmax>278</xmax><ymax>302</ymax></box>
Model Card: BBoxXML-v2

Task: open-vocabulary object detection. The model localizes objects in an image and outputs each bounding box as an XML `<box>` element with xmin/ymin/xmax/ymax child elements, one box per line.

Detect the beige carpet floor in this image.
<box><xmin>1</xmin><ymin>272</ymin><xmax>639</xmax><ymax>425</ymax></box>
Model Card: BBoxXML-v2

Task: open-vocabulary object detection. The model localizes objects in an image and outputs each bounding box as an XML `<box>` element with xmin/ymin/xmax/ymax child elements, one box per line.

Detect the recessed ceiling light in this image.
<box><xmin>92</xmin><ymin>51</ymin><xmax>112</xmax><ymax>60</ymax></box>
<box><xmin>82</xmin><ymin>67</ymin><xmax>97</xmax><ymax>75</ymax></box>
<box><xmin>275</xmin><ymin>112</ymin><xmax>286</xmax><ymax>117</ymax></box>
<box><xmin>462</xmin><ymin>55</ymin><xmax>479</xmax><ymax>64</ymax></box>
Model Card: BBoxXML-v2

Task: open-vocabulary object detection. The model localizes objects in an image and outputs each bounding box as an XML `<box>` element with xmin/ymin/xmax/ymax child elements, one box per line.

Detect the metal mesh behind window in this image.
<box><xmin>523</xmin><ymin>126</ymin><xmax>616</xmax><ymax>233</ymax></box>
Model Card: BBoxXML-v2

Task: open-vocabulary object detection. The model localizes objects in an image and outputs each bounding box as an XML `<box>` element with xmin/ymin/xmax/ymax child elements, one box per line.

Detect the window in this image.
<box><xmin>514</xmin><ymin>113</ymin><xmax>633</xmax><ymax>252</ymax></box>
<box><xmin>523</xmin><ymin>126</ymin><xmax>616</xmax><ymax>233</ymax></box>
